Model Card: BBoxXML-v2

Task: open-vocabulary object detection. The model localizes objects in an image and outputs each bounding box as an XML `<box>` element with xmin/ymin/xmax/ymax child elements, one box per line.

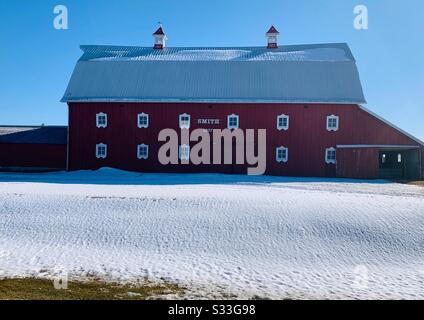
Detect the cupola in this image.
<box><xmin>153</xmin><ymin>24</ymin><xmax>167</xmax><ymax>49</ymax></box>
<box><xmin>266</xmin><ymin>25</ymin><xmax>280</xmax><ymax>49</ymax></box>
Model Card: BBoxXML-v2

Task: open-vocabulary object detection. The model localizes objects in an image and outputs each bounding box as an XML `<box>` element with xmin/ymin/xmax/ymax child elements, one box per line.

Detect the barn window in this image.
<box><xmin>326</xmin><ymin>115</ymin><xmax>339</xmax><ymax>131</ymax></box>
<box><xmin>96</xmin><ymin>143</ymin><xmax>107</xmax><ymax>159</ymax></box>
<box><xmin>96</xmin><ymin>113</ymin><xmax>108</xmax><ymax>128</ymax></box>
<box><xmin>138</xmin><ymin>113</ymin><xmax>149</xmax><ymax>128</ymax></box>
<box><xmin>137</xmin><ymin>144</ymin><xmax>149</xmax><ymax>160</ymax></box>
<box><xmin>228</xmin><ymin>114</ymin><xmax>239</xmax><ymax>129</ymax></box>
<box><xmin>277</xmin><ymin>114</ymin><xmax>289</xmax><ymax>131</ymax></box>
<box><xmin>179</xmin><ymin>145</ymin><xmax>190</xmax><ymax>160</ymax></box>
<box><xmin>276</xmin><ymin>147</ymin><xmax>289</xmax><ymax>163</ymax></box>
<box><xmin>179</xmin><ymin>114</ymin><xmax>191</xmax><ymax>129</ymax></box>
<box><xmin>325</xmin><ymin>147</ymin><xmax>337</xmax><ymax>164</ymax></box>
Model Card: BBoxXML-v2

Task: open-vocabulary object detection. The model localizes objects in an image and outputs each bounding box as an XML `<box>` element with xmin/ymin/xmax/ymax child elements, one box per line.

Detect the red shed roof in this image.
<box><xmin>266</xmin><ymin>26</ymin><xmax>280</xmax><ymax>34</ymax></box>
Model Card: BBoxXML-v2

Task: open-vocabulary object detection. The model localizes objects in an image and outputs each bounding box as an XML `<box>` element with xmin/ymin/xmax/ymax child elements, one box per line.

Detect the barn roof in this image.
<box><xmin>62</xmin><ymin>43</ymin><xmax>366</xmax><ymax>104</ymax></box>
<box><xmin>0</xmin><ymin>126</ymin><xmax>67</xmax><ymax>145</ymax></box>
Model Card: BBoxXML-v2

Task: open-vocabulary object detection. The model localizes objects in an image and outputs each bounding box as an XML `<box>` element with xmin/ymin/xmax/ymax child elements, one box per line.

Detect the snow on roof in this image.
<box><xmin>0</xmin><ymin>126</ymin><xmax>67</xmax><ymax>145</ymax></box>
<box><xmin>153</xmin><ymin>26</ymin><xmax>165</xmax><ymax>35</ymax></box>
<box><xmin>78</xmin><ymin>43</ymin><xmax>355</xmax><ymax>62</ymax></box>
<box><xmin>62</xmin><ymin>43</ymin><xmax>366</xmax><ymax>104</ymax></box>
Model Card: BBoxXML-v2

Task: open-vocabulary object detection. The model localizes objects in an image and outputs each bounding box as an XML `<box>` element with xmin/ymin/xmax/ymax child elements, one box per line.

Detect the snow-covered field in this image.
<box><xmin>0</xmin><ymin>168</ymin><xmax>423</xmax><ymax>299</ymax></box>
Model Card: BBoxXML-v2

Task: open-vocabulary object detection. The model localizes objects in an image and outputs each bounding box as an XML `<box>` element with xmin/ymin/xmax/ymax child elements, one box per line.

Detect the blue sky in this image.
<box><xmin>0</xmin><ymin>0</ymin><xmax>423</xmax><ymax>140</ymax></box>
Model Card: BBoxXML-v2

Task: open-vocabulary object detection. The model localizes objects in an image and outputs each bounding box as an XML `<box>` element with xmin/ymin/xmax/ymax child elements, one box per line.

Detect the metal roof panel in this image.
<box><xmin>62</xmin><ymin>44</ymin><xmax>366</xmax><ymax>104</ymax></box>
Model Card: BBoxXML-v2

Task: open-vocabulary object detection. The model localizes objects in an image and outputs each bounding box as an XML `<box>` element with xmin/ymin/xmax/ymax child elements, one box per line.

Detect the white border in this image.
<box><xmin>96</xmin><ymin>112</ymin><xmax>108</xmax><ymax>128</ymax></box>
<box><xmin>325</xmin><ymin>147</ymin><xmax>336</xmax><ymax>164</ymax></box>
<box><xmin>276</xmin><ymin>146</ymin><xmax>288</xmax><ymax>163</ymax></box>
<box><xmin>227</xmin><ymin>114</ymin><xmax>239</xmax><ymax>130</ymax></box>
<box><xmin>96</xmin><ymin>143</ymin><xmax>107</xmax><ymax>159</ymax></box>
<box><xmin>137</xmin><ymin>113</ymin><xmax>149</xmax><ymax>129</ymax></box>
<box><xmin>326</xmin><ymin>115</ymin><xmax>339</xmax><ymax>132</ymax></box>
<box><xmin>277</xmin><ymin>114</ymin><xmax>289</xmax><ymax>131</ymax></box>
<box><xmin>179</xmin><ymin>113</ymin><xmax>191</xmax><ymax>129</ymax></box>
<box><xmin>137</xmin><ymin>144</ymin><xmax>149</xmax><ymax>159</ymax></box>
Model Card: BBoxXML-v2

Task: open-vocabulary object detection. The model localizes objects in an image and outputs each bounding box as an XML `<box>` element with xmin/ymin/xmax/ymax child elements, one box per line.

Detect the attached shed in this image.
<box><xmin>336</xmin><ymin>146</ymin><xmax>422</xmax><ymax>180</ymax></box>
<box><xmin>0</xmin><ymin>126</ymin><xmax>68</xmax><ymax>172</ymax></box>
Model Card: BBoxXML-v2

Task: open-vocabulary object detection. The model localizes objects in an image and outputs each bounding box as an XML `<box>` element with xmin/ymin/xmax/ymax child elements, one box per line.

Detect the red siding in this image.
<box><xmin>68</xmin><ymin>102</ymin><xmax>422</xmax><ymax>178</ymax></box>
<box><xmin>0</xmin><ymin>143</ymin><xmax>67</xmax><ymax>169</ymax></box>
<box><xmin>336</xmin><ymin>148</ymin><xmax>379</xmax><ymax>179</ymax></box>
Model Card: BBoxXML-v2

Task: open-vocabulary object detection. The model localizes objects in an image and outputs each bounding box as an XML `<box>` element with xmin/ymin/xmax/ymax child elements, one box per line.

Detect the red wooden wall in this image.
<box><xmin>0</xmin><ymin>143</ymin><xmax>67</xmax><ymax>169</ymax></box>
<box><xmin>336</xmin><ymin>148</ymin><xmax>380</xmax><ymax>179</ymax></box>
<box><xmin>67</xmin><ymin>102</ymin><xmax>422</xmax><ymax>178</ymax></box>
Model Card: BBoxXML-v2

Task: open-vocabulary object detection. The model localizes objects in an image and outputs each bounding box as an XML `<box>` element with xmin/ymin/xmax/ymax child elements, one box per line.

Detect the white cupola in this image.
<box><xmin>266</xmin><ymin>25</ymin><xmax>280</xmax><ymax>49</ymax></box>
<box><xmin>153</xmin><ymin>24</ymin><xmax>167</xmax><ymax>49</ymax></box>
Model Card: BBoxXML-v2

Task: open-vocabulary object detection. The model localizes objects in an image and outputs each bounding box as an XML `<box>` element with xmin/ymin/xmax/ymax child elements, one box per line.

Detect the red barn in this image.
<box><xmin>61</xmin><ymin>26</ymin><xmax>424</xmax><ymax>180</ymax></box>
<box><xmin>0</xmin><ymin>126</ymin><xmax>67</xmax><ymax>172</ymax></box>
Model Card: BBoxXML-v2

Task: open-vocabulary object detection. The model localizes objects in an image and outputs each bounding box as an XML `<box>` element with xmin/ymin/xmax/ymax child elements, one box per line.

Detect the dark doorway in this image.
<box><xmin>379</xmin><ymin>149</ymin><xmax>420</xmax><ymax>180</ymax></box>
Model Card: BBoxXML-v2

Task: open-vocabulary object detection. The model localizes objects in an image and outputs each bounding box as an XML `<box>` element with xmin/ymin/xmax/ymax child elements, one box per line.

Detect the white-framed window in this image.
<box><xmin>96</xmin><ymin>143</ymin><xmax>107</xmax><ymax>159</ymax></box>
<box><xmin>179</xmin><ymin>144</ymin><xmax>190</xmax><ymax>160</ymax></box>
<box><xmin>326</xmin><ymin>115</ymin><xmax>339</xmax><ymax>131</ymax></box>
<box><xmin>268</xmin><ymin>36</ymin><xmax>277</xmax><ymax>44</ymax></box>
<box><xmin>137</xmin><ymin>144</ymin><xmax>149</xmax><ymax>160</ymax></box>
<box><xmin>325</xmin><ymin>147</ymin><xmax>337</xmax><ymax>164</ymax></box>
<box><xmin>276</xmin><ymin>146</ymin><xmax>289</xmax><ymax>163</ymax></box>
<box><xmin>277</xmin><ymin>114</ymin><xmax>289</xmax><ymax>131</ymax></box>
<box><xmin>138</xmin><ymin>113</ymin><xmax>149</xmax><ymax>128</ymax></box>
<box><xmin>381</xmin><ymin>154</ymin><xmax>386</xmax><ymax>164</ymax></box>
<box><xmin>179</xmin><ymin>113</ymin><xmax>191</xmax><ymax>129</ymax></box>
<box><xmin>227</xmin><ymin>114</ymin><xmax>239</xmax><ymax>129</ymax></box>
<box><xmin>96</xmin><ymin>113</ymin><xmax>108</xmax><ymax>128</ymax></box>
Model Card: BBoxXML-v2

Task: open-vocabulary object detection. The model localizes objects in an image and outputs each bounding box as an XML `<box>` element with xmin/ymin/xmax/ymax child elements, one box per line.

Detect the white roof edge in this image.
<box><xmin>358</xmin><ymin>105</ymin><xmax>424</xmax><ymax>147</ymax></box>
<box><xmin>61</xmin><ymin>98</ymin><xmax>365</xmax><ymax>104</ymax></box>
<box><xmin>337</xmin><ymin>144</ymin><xmax>420</xmax><ymax>149</ymax></box>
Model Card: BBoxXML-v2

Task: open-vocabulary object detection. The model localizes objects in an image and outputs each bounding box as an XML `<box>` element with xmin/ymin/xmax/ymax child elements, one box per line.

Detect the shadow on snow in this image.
<box><xmin>0</xmin><ymin>167</ymin><xmax>391</xmax><ymax>186</ymax></box>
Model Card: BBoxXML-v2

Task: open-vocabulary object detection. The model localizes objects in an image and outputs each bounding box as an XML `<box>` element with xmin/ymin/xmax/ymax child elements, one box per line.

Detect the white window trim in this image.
<box><xmin>96</xmin><ymin>143</ymin><xmax>107</xmax><ymax>159</ymax></box>
<box><xmin>137</xmin><ymin>144</ymin><xmax>149</xmax><ymax>160</ymax></box>
<box><xmin>227</xmin><ymin>114</ymin><xmax>239</xmax><ymax>130</ymax></box>
<box><xmin>179</xmin><ymin>113</ymin><xmax>191</xmax><ymax>129</ymax></box>
<box><xmin>96</xmin><ymin>112</ymin><xmax>108</xmax><ymax>128</ymax></box>
<box><xmin>325</xmin><ymin>147</ymin><xmax>337</xmax><ymax>164</ymax></box>
<box><xmin>179</xmin><ymin>144</ymin><xmax>190</xmax><ymax>160</ymax></box>
<box><xmin>277</xmin><ymin>114</ymin><xmax>289</xmax><ymax>131</ymax></box>
<box><xmin>276</xmin><ymin>146</ymin><xmax>289</xmax><ymax>163</ymax></box>
<box><xmin>138</xmin><ymin>113</ymin><xmax>149</xmax><ymax>129</ymax></box>
<box><xmin>326</xmin><ymin>115</ymin><xmax>339</xmax><ymax>132</ymax></box>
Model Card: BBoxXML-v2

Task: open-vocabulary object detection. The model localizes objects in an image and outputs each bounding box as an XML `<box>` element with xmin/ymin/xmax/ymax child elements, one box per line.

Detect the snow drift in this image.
<box><xmin>0</xmin><ymin>169</ymin><xmax>423</xmax><ymax>299</ymax></box>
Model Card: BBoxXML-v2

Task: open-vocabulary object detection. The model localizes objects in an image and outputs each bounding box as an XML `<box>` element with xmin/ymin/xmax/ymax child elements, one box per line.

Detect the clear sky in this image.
<box><xmin>0</xmin><ymin>0</ymin><xmax>423</xmax><ymax>141</ymax></box>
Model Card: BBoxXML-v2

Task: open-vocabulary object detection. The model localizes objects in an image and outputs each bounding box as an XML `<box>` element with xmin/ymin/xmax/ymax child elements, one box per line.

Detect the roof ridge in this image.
<box><xmin>80</xmin><ymin>42</ymin><xmax>350</xmax><ymax>50</ymax></box>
